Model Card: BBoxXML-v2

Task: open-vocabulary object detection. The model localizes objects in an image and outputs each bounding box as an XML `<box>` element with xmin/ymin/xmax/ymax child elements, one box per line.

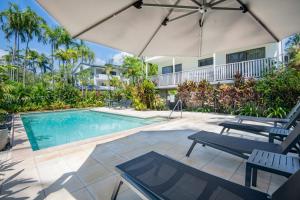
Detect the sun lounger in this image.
<box><xmin>236</xmin><ymin>101</ymin><xmax>300</xmax><ymax>126</ymax></box>
<box><xmin>219</xmin><ymin>107</ymin><xmax>300</xmax><ymax>142</ymax></box>
<box><xmin>245</xmin><ymin>149</ymin><xmax>300</xmax><ymax>187</ymax></box>
<box><xmin>186</xmin><ymin>123</ymin><xmax>300</xmax><ymax>159</ymax></box>
<box><xmin>120</xmin><ymin>99</ymin><xmax>132</xmax><ymax>109</ymax></box>
<box><xmin>111</xmin><ymin>151</ymin><xmax>300</xmax><ymax>200</ymax></box>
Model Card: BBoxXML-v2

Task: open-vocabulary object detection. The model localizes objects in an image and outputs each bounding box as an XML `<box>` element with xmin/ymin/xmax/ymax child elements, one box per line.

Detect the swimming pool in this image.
<box><xmin>21</xmin><ymin>110</ymin><xmax>162</xmax><ymax>151</ymax></box>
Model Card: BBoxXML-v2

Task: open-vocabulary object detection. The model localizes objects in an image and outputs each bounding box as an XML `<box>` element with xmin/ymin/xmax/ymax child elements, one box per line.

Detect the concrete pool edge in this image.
<box><xmin>12</xmin><ymin>110</ymin><xmax>184</xmax><ymax>156</ymax></box>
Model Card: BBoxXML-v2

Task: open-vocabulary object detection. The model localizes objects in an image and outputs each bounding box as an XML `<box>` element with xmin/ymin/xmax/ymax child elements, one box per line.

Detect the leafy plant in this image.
<box><xmin>238</xmin><ymin>103</ymin><xmax>260</xmax><ymax>117</ymax></box>
<box><xmin>265</xmin><ymin>107</ymin><xmax>287</xmax><ymax>118</ymax></box>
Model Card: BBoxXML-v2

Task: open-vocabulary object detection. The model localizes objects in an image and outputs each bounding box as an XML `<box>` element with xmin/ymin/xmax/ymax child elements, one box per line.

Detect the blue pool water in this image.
<box><xmin>21</xmin><ymin>110</ymin><xmax>161</xmax><ymax>151</ymax></box>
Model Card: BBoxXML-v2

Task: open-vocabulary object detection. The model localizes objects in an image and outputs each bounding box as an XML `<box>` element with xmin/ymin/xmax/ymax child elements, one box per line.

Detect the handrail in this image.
<box><xmin>150</xmin><ymin>56</ymin><xmax>290</xmax><ymax>87</ymax></box>
<box><xmin>169</xmin><ymin>99</ymin><xmax>183</xmax><ymax>119</ymax></box>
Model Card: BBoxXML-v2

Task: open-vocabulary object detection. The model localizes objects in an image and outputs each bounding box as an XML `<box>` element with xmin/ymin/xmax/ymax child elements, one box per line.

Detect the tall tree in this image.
<box><xmin>286</xmin><ymin>34</ymin><xmax>300</xmax><ymax>58</ymax></box>
<box><xmin>22</xmin><ymin>7</ymin><xmax>45</xmax><ymax>85</ymax></box>
<box><xmin>36</xmin><ymin>53</ymin><xmax>50</xmax><ymax>74</ymax></box>
<box><xmin>42</xmin><ymin>25</ymin><xmax>63</xmax><ymax>84</ymax></box>
<box><xmin>25</xmin><ymin>49</ymin><xmax>39</xmax><ymax>74</ymax></box>
<box><xmin>0</xmin><ymin>3</ymin><xmax>26</xmax><ymax>65</ymax></box>
<box><xmin>55</xmin><ymin>48</ymin><xmax>78</xmax><ymax>84</ymax></box>
<box><xmin>57</xmin><ymin>28</ymin><xmax>74</xmax><ymax>49</ymax></box>
<box><xmin>77</xmin><ymin>68</ymin><xmax>91</xmax><ymax>96</ymax></box>
<box><xmin>75</xmin><ymin>40</ymin><xmax>95</xmax><ymax>64</ymax></box>
<box><xmin>105</xmin><ymin>64</ymin><xmax>114</xmax><ymax>97</ymax></box>
<box><xmin>122</xmin><ymin>56</ymin><xmax>144</xmax><ymax>84</ymax></box>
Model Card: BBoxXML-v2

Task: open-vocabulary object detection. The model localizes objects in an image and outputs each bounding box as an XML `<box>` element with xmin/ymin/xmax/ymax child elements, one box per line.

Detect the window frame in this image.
<box><xmin>198</xmin><ymin>57</ymin><xmax>214</xmax><ymax>67</ymax></box>
<box><xmin>226</xmin><ymin>47</ymin><xmax>266</xmax><ymax>64</ymax></box>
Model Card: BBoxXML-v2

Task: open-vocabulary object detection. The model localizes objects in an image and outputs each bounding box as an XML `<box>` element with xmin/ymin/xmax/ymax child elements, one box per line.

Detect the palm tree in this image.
<box><xmin>105</xmin><ymin>64</ymin><xmax>114</xmax><ymax>98</ymax></box>
<box><xmin>77</xmin><ymin>68</ymin><xmax>91</xmax><ymax>96</ymax></box>
<box><xmin>36</xmin><ymin>53</ymin><xmax>50</xmax><ymax>74</ymax></box>
<box><xmin>57</xmin><ymin>28</ymin><xmax>74</xmax><ymax>49</ymax></box>
<box><xmin>0</xmin><ymin>3</ymin><xmax>26</xmax><ymax>65</ymax></box>
<box><xmin>75</xmin><ymin>40</ymin><xmax>95</xmax><ymax>64</ymax></box>
<box><xmin>22</xmin><ymin>7</ymin><xmax>45</xmax><ymax>85</ymax></box>
<box><xmin>42</xmin><ymin>25</ymin><xmax>63</xmax><ymax>84</ymax></box>
<box><xmin>122</xmin><ymin>56</ymin><xmax>144</xmax><ymax>84</ymax></box>
<box><xmin>25</xmin><ymin>49</ymin><xmax>39</xmax><ymax>74</ymax></box>
<box><xmin>55</xmin><ymin>48</ymin><xmax>78</xmax><ymax>84</ymax></box>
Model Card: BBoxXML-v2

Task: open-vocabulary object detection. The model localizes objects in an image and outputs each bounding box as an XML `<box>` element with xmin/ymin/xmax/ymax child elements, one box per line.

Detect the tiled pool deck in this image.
<box><xmin>0</xmin><ymin>108</ymin><xmax>287</xmax><ymax>199</ymax></box>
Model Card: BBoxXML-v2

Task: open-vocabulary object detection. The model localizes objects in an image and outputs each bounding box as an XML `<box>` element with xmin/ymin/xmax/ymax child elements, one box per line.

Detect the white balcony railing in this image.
<box><xmin>150</xmin><ymin>57</ymin><xmax>286</xmax><ymax>88</ymax></box>
<box><xmin>95</xmin><ymin>74</ymin><xmax>120</xmax><ymax>80</ymax></box>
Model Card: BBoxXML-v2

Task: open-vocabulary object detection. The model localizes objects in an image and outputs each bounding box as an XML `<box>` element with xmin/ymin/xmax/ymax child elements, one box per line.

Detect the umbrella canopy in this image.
<box><xmin>37</xmin><ymin>0</ymin><xmax>300</xmax><ymax>57</ymax></box>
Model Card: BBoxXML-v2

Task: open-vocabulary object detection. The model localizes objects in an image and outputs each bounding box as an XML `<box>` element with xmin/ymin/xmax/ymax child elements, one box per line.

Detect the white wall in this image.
<box><xmin>148</xmin><ymin>42</ymin><xmax>279</xmax><ymax>75</ymax></box>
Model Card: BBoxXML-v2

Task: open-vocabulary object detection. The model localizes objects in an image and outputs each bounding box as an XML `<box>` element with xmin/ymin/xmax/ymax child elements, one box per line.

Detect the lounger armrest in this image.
<box><xmin>269</xmin><ymin>128</ymin><xmax>290</xmax><ymax>137</ymax></box>
<box><xmin>237</xmin><ymin>116</ymin><xmax>289</xmax><ymax>123</ymax></box>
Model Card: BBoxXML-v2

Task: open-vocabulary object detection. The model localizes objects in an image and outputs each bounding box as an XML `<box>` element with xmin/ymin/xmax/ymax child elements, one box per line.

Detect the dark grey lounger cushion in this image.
<box><xmin>116</xmin><ymin>151</ymin><xmax>269</xmax><ymax>200</ymax></box>
<box><xmin>188</xmin><ymin>131</ymin><xmax>282</xmax><ymax>154</ymax></box>
<box><xmin>219</xmin><ymin>121</ymin><xmax>273</xmax><ymax>133</ymax></box>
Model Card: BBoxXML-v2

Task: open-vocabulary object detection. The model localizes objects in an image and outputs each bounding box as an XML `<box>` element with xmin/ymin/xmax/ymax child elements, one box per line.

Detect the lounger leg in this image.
<box><xmin>269</xmin><ymin>135</ymin><xmax>274</xmax><ymax>143</ymax></box>
<box><xmin>226</xmin><ymin>128</ymin><xmax>230</xmax><ymax>133</ymax></box>
<box><xmin>111</xmin><ymin>179</ymin><xmax>123</xmax><ymax>200</ymax></box>
<box><xmin>186</xmin><ymin>141</ymin><xmax>197</xmax><ymax>157</ymax></box>
<box><xmin>252</xmin><ymin>168</ymin><xmax>257</xmax><ymax>187</ymax></box>
<box><xmin>220</xmin><ymin>127</ymin><xmax>226</xmax><ymax>135</ymax></box>
<box><xmin>245</xmin><ymin>164</ymin><xmax>252</xmax><ymax>187</ymax></box>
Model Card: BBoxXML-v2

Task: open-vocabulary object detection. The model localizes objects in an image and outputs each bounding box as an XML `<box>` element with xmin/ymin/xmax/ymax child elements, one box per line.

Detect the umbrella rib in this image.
<box><xmin>72</xmin><ymin>0</ymin><xmax>140</xmax><ymax>39</ymax></box>
<box><xmin>143</xmin><ymin>3</ymin><xmax>199</xmax><ymax>11</ymax></box>
<box><xmin>211</xmin><ymin>7</ymin><xmax>243</xmax><ymax>11</ymax></box>
<box><xmin>209</xmin><ymin>0</ymin><xmax>229</xmax><ymax>7</ymax></box>
<box><xmin>236</xmin><ymin>0</ymin><xmax>279</xmax><ymax>42</ymax></box>
<box><xmin>138</xmin><ymin>0</ymin><xmax>182</xmax><ymax>57</ymax></box>
<box><xmin>169</xmin><ymin>10</ymin><xmax>199</xmax><ymax>23</ymax></box>
<box><xmin>189</xmin><ymin>0</ymin><xmax>202</xmax><ymax>7</ymax></box>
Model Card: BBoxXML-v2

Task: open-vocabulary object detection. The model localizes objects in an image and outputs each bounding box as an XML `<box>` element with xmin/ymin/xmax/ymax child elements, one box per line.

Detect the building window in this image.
<box><xmin>162</xmin><ymin>64</ymin><xmax>182</xmax><ymax>74</ymax></box>
<box><xmin>198</xmin><ymin>57</ymin><xmax>213</xmax><ymax>67</ymax></box>
<box><xmin>162</xmin><ymin>66</ymin><xmax>173</xmax><ymax>74</ymax></box>
<box><xmin>110</xmin><ymin>71</ymin><xmax>117</xmax><ymax>75</ymax></box>
<box><xmin>175</xmin><ymin>64</ymin><xmax>182</xmax><ymax>72</ymax></box>
<box><xmin>226</xmin><ymin>47</ymin><xmax>265</xmax><ymax>63</ymax></box>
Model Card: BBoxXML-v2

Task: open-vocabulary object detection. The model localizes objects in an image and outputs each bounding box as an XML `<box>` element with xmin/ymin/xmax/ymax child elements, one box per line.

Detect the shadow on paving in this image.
<box><xmin>0</xmin><ymin>160</ymin><xmax>37</xmax><ymax>200</ymax></box>
<box><xmin>33</xmin><ymin>129</ymin><xmax>196</xmax><ymax>199</ymax></box>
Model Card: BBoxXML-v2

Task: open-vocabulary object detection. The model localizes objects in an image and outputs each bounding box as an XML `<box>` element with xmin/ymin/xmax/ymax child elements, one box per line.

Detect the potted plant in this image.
<box><xmin>0</xmin><ymin>109</ymin><xmax>9</xmax><ymax>151</ymax></box>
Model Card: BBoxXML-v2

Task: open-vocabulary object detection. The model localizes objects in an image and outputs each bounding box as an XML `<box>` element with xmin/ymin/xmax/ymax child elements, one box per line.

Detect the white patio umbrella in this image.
<box><xmin>37</xmin><ymin>0</ymin><xmax>300</xmax><ymax>57</ymax></box>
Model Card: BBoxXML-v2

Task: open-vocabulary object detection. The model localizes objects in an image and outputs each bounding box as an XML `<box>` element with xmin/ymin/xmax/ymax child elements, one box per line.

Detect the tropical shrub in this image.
<box><xmin>129</xmin><ymin>79</ymin><xmax>166</xmax><ymax>111</ymax></box>
<box><xmin>177</xmin><ymin>67</ymin><xmax>300</xmax><ymax>118</ymax></box>
<box><xmin>255</xmin><ymin>67</ymin><xmax>300</xmax><ymax>110</ymax></box>
<box><xmin>0</xmin><ymin>109</ymin><xmax>8</xmax><ymax>124</ymax></box>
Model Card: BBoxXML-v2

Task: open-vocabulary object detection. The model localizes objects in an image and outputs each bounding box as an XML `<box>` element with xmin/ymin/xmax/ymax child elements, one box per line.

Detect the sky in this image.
<box><xmin>0</xmin><ymin>0</ymin><xmax>127</xmax><ymax>65</ymax></box>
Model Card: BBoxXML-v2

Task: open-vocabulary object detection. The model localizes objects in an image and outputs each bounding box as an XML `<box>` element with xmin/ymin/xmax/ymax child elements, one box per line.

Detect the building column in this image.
<box><xmin>277</xmin><ymin>41</ymin><xmax>283</xmax><ymax>65</ymax></box>
<box><xmin>213</xmin><ymin>53</ymin><xmax>216</xmax><ymax>82</ymax></box>
<box><xmin>172</xmin><ymin>57</ymin><xmax>176</xmax><ymax>85</ymax></box>
<box><xmin>93</xmin><ymin>68</ymin><xmax>97</xmax><ymax>86</ymax></box>
<box><xmin>145</xmin><ymin>62</ymin><xmax>148</xmax><ymax>78</ymax></box>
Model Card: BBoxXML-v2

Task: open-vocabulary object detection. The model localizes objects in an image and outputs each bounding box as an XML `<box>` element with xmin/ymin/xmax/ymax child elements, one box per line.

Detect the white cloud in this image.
<box><xmin>93</xmin><ymin>57</ymin><xmax>106</xmax><ymax>66</ymax></box>
<box><xmin>0</xmin><ymin>49</ymin><xmax>8</xmax><ymax>58</ymax></box>
<box><xmin>112</xmin><ymin>52</ymin><xmax>132</xmax><ymax>65</ymax></box>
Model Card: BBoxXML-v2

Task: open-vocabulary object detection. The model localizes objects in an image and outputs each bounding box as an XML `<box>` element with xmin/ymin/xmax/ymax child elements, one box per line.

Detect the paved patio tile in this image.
<box><xmin>62</xmin><ymin>152</ymin><xmax>99</xmax><ymax>172</ymax></box>
<box><xmin>71</xmin><ymin>187</ymin><xmax>95</xmax><ymax>200</ymax></box>
<box><xmin>43</xmin><ymin>173</ymin><xmax>84</xmax><ymax>195</ymax></box>
<box><xmin>1</xmin><ymin>110</ymin><xmax>289</xmax><ymax>199</ymax></box>
<box><xmin>0</xmin><ymin>168</ymin><xmax>44</xmax><ymax>200</ymax></box>
<box><xmin>86</xmin><ymin>174</ymin><xmax>127</xmax><ymax>200</ymax></box>
<box><xmin>76</xmin><ymin>163</ymin><xmax>112</xmax><ymax>186</ymax></box>
<box><xmin>118</xmin><ymin>189</ymin><xmax>143</xmax><ymax>200</ymax></box>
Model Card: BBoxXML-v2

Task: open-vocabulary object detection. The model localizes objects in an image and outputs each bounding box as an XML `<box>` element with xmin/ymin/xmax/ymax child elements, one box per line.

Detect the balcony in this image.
<box><xmin>95</xmin><ymin>74</ymin><xmax>121</xmax><ymax>81</ymax></box>
<box><xmin>150</xmin><ymin>57</ymin><xmax>286</xmax><ymax>88</ymax></box>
